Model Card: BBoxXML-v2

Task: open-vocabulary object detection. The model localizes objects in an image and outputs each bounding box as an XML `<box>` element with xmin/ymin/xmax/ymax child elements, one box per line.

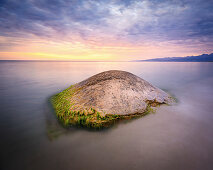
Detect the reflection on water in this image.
<box><xmin>0</xmin><ymin>61</ymin><xmax>213</xmax><ymax>170</ymax></box>
<box><xmin>44</xmin><ymin>101</ymin><xmax>68</xmax><ymax>141</ymax></box>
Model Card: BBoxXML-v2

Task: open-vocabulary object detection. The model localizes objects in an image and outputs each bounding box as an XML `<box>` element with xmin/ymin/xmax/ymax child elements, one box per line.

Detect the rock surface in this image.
<box><xmin>51</xmin><ymin>70</ymin><xmax>174</xmax><ymax>128</ymax></box>
<box><xmin>73</xmin><ymin>70</ymin><xmax>173</xmax><ymax>115</ymax></box>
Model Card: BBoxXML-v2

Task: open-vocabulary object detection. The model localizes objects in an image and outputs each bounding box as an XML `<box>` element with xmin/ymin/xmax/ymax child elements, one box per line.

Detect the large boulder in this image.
<box><xmin>51</xmin><ymin>70</ymin><xmax>174</xmax><ymax>128</ymax></box>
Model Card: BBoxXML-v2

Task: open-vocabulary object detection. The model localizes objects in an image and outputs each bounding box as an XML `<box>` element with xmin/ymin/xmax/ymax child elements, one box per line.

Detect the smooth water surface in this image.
<box><xmin>0</xmin><ymin>61</ymin><xmax>213</xmax><ymax>170</ymax></box>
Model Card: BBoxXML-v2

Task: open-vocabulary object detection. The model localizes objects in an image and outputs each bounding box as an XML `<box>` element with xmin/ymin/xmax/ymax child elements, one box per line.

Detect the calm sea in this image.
<box><xmin>0</xmin><ymin>61</ymin><xmax>213</xmax><ymax>170</ymax></box>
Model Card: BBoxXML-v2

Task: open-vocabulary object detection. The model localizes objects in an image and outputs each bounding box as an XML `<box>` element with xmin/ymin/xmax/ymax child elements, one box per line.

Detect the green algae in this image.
<box><xmin>51</xmin><ymin>85</ymin><xmax>158</xmax><ymax>129</ymax></box>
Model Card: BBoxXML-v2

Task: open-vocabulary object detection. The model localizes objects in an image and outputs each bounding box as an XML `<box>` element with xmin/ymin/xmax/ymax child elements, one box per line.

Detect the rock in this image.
<box><xmin>51</xmin><ymin>70</ymin><xmax>174</xmax><ymax>128</ymax></box>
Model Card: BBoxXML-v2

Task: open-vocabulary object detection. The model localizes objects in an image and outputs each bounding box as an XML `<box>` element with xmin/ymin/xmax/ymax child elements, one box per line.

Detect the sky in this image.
<box><xmin>0</xmin><ymin>0</ymin><xmax>213</xmax><ymax>61</ymax></box>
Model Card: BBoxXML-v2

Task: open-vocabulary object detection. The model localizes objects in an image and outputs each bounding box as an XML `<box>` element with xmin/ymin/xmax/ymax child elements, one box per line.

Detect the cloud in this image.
<box><xmin>0</xmin><ymin>0</ymin><xmax>212</xmax><ymax>55</ymax></box>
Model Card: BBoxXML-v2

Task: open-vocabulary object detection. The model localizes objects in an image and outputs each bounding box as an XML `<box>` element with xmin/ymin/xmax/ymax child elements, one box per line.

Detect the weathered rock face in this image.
<box><xmin>51</xmin><ymin>70</ymin><xmax>174</xmax><ymax>128</ymax></box>
<box><xmin>73</xmin><ymin>70</ymin><xmax>173</xmax><ymax>115</ymax></box>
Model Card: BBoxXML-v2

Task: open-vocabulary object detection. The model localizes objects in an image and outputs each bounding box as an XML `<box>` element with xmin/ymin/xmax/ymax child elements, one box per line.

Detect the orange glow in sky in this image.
<box><xmin>0</xmin><ymin>36</ymin><xmax>212</xmax><ymax>61</ymax></box>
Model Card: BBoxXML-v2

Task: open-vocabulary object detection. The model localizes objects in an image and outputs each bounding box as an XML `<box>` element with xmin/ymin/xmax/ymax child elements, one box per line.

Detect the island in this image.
<box><xmin>131</xmin><ymin>53</ymin><xmax>213</xmax><ymax>62</ymax></box>
<box><xmin>51</xmin><ymin>70</ymin><xmax>174</xmax><ymax>129</ymax></box>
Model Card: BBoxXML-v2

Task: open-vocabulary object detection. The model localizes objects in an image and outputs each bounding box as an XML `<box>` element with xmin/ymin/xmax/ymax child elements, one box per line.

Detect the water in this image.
<box><xmin>0</xmin><ymin>61</ymin><xmax>213</xmax><ymax>170</ymax></box>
